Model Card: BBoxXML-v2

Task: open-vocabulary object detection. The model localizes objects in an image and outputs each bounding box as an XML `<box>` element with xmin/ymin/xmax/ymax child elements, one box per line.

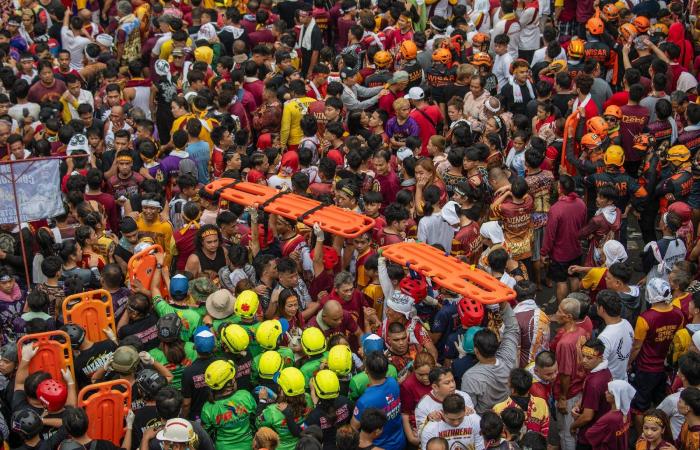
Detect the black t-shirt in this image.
<box><xmin>74</xmin><ymin>339</ymin><xmax>118</xmax><ymax>389</ymax></box>
<box><xmin>299</xmin><ymin>25</ymin><xmax>324</xmax><ymax>75</ymax></box>
<box><xmin>130</xmin><ymin>405</ymin><xmax>163</xmax><ymax>450</ymax></box>
<box><xmin>118</xmin><ymin>313</ymin><xmax>159</xmax><ymax>351</ymax></box>
<box><xmin>12</xmin><ymin>427</ymin><xmax>66</xmax><ymax>450</ymax></box>
<box><xmin>232</xmin><ymin>352</ymin><xmax>253</xmax><ymax>393</ymax></box>
<box><xmin>88</xmin><ymin>440</ymin><xmax>121</xmax><ymax>450</ymax></box>
<box><xmin>275</xmin><ymin>1</ymin><xmax>305</xmax><ymax>31</ymax></box>
<box><xmin>304</xmin><ymin>397</ymin><xmax>353</xmax><ymax>450</ymax></box>
<box><xmin>182</xmin><ymin>356</ymin><xmax>218</xmax><ymax>421</ymax></box>
<box><xmin>552</xmin><ymin>93</ymin><xmax>576</xmax><ymax>118</ymax></box>
<box><xmin>442</xmin><ymin>83</ymin><xmax>470</xmax><ymax>105</ymax></box>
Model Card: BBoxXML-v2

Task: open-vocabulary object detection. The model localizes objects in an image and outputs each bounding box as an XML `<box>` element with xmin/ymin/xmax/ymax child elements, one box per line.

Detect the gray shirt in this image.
<box><xmin>461</xmin><ymin>304</ymin><xmax>520</xmax><ymax>414</ymax></box>
<box><xmin>590</xmin><ymin>77</ymin><xmax>612</xmax><ymax>114</ymax></box>
<box><xmin>341</xmin><ymin>84</ymin><xmax>383</xmax><ymax>112</ymax></box>
<box><xmin>640</xmin><ymin>94</ymin><xmax>669</xmax><ymax>122</ymax></box>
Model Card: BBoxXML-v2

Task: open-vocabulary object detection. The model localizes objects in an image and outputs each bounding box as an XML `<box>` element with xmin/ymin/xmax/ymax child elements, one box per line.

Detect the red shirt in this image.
<box><xmin>553</xmin><ymin>326</ymin><xmax>591</xmax><ymax>399</ymax></box>
<box><xmin>323</xmin><ymin>289</ymin><xmax>369</xmax><ymax>328</ymax></box>
<box><xmin>585</xmin><ymin>410</ymin><xmax>630</xmax><ymax>450</ymax></box>
<box><xmin>84</xmin><ymin>192</ymin><xmax>119</xmax><ymax>232</ymax></box>
<box><xmin>452</xmin><ymin>222</ymin><xmax>483</xmax><ymax>264</ymax></box>
<box><xmin>634</xmin><ymin>305</ymin><xmax>684</xmax><ymax>372</ymax></box>
<box><xmin>541</xmin><ymin>193</ymin><xmax>587</xmax><ymax>262</ymax></box>
<box><xmin>399</xmin><ymin>372</ymin><xmax>431</xmax><ymax>427</ymax></box>
<box><xmin>243</xmin><ymin>79</ymin><xmax>264</xmax><ymax>108</ymax></box>
<box><xmin>578</xmin><ymin>368</ymin><xmax>613</xmax><ymax>445</ymax></box>
<box><xmin>409</xmin><ymin>105</ymin><xmax>443</xmax><ymax>157</ymax></box>
<box><xmin>378</xmin><ymin>90</ymin><xmax>404</xmax><ymax>119</ymax></box>
<box><xmin>307</xmin><ymin>309</ymin><xmax>360</xmax><ymax>351</ymax></box>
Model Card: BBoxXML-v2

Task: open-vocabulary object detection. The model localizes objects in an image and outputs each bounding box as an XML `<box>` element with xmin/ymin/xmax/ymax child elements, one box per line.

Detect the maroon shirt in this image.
<box><xmin>620</xmin><ymin>104</ymin><xmax>650</xmax><ymax>162</ymax></box>
<box><xmin>635</xmin><ymin>305</ymin><xmax>684</xmax><ymax>372</ymax></box>
<box><xmin>584</xmin><ymin>410</ymin><xmax>630</xmax><ymax>450</ymax></box>
<box><xmin>243</xmin><ymin>79</ymin><xmax>265</xmax><ymax>108</ymax></box>
<box><xmin>400</xmin><ymin>371</ymin><xmax>432</xmax><ymax>427</ymax></box>
<box><xmin>578</xmin><ymin>367</ymin><xmax>613</xmax><ymax>445</ymax></box>
<box><xmin>373</xmin><ymin>171</ymin><xmax>401</xmax><ymax>208</ymax></box>
<box><xmin>553</xmin><ymin>326</ymin><xmax>591</xmax><ymax>399</ymax></box>
<box><xmin>541</xmin><ymin>193</ymin><xmax>587</xmax><ymax>262</ymax></box>
<box><xmin>84</xmin><ymin>192</ymin><xmax>119</xmax><ymax>232</ymax></box>
<box><xmin>307</xmin><ymin>309</ymin><xmax>359</xmax><ymax>351</ymax></box>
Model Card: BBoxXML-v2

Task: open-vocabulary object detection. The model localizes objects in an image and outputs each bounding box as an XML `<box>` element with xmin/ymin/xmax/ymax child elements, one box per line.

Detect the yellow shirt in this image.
<box><xmin>160</xmin><ymin>38</ymin><xmax>194</xmax><ymax>60</ymax></box>
<box><xmin>135</xmin><ymin>215</ymin><xmax>174</xmax><ymax>265</ymax></box>
<box><xmin>280</xmin><ymin>96</ymin><xmax>316</xmax><ymax>147</ymax></box>
<box><xmin>363</xmin><ymin>283</ymin><xmax>385</xmax><ymax>319</ymax></box>
<box><xmin>672</xmin><ymin>327</ymin><xmax>692</xmax><ymax>364</ymax></box>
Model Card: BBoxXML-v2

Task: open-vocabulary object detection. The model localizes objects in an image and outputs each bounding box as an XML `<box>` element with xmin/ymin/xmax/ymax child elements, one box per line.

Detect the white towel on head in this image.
<box><xmin>608</xmin><ymin>379</ymin><xmax>636</xmax><ymax>417</ymax></box>
<box><xmin>647</xmin><ymin>278</ymin><xmax>672</xmax><ymax>304</ymax></box>
<box><xmin>603</xmin><ymin>240</ymin><xmax>627</xmax><ymax>267</ymax></box>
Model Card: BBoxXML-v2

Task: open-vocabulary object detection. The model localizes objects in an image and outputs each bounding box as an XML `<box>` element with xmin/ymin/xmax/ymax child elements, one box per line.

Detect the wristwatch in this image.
<box><xmin>156</xmin><ymin>263</ymin><xmax>163</xmax><ymax>269</ymax></box>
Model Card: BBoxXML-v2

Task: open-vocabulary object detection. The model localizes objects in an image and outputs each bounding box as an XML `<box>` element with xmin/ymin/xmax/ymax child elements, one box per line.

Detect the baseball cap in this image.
<box><xmin>361</xmin><ymin>334</ymin><xmax>385</xmax><ymax>354</ymax></box>
<box><xmin>178</xmin><ymin>159</ymin><xmax>197</xmax><ymax>178</ymax></box>
<box><xmin>193</xmin><ymin>326</ymin><xmax>216</xmax><ymax>353</ymax></box>
<box><xmin>340</xmin><ymin>67</ymin><xmax>358</xmax><ymax>81</ymax></box>
<box><xmin>405</xmin><ymin>87</ymin><xmax>425</xmax><ymax>101</ymax></box>
<box><xmin>0</xmin><ymin>344</ymin><xmax>17</xmax><ymax>363</ymax></box>
<box><xmin>171</xmin><ymin>47</ymin><xmax>185</xmax><ymax>57</ymax></box>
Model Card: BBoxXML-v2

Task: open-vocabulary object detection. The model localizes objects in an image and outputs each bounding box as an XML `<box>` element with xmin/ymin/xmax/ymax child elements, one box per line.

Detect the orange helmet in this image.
<box><xmin>399</xmin><ymin>41</ymin><xmax>417</xmax><ymax>60</ymax></box>
<box><xmin>472</xmin><ymin>32</ymin><xmax>490</xmax><ymax>47</ymax></box>
<box><xmin>633</xmin><ymin>134</ymin><xmax>652</xmax><ymax>152</ymax></box>
<box><xmin>632</xmin><ymin>16</ymin><xmax>650</xmax><ymax>33</ymax></box>
<box><xmin>604</xmin><ymin>105</ymin><xmax>623</xmax><ymax>119</ymax></box>
<box><xmin>651</xmin><ymin>23</ymin><xmax>669</xmax><ymax>36</ymax></box>
<box><xmin>581</xmin><ymin>133</ymin><xmax>603</xmax><ymax>150</ymax></box>
<box><xmin>602</xmin><ymin>3</ymin><xmax>619</xmax><ymax>21</ymax></box>
<box><xmin>567</xmin><ymin>38</ymin><xmax>586</xmax><ymax>60</ymax></box>
<box><xmin>471</xmin><ymin>52</ymin><xmax>493</xmax><ymax>67</ymax></box>
<box><xmin>619</xmin><ymin>23</ymin><xmax>638</xmax><ymax>41</ymax></box>
<box><xmin>373</xmin><ymin>50</ymin><xmax>393</xmax><ymax>69</ymax></box>
<box><xmin>586</xmin><ymin>116</ymin><xmax>609</xmax><ymax>137</ymax></box>
<box><xmin>432</xmin><ymin>48</ymin><xmax>453</xmax><ymax>66</ymax></box>
<box><xmin>586</xmin><ymin>17</ymin><xmax>604</xmax><ymax>35</ymax></box>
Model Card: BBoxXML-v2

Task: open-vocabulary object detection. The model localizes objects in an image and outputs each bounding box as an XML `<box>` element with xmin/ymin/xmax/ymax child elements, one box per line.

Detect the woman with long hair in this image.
<box><xmin>275</xmin><ymin>288</ymin><xmax>305</xmax><ymax>350</ymax></box>
<box><xmin>347</xmin><ymin>110</ymin><xmax>372</xmax><ymax>141</ymax></box>
<box><xmin>400</xmin><ymin>352</ymin><xmax>436</xmax><ymax>447</ymax></box>
<box><xmin>414</xmin><ymin>158</ymin><xmax>447</xmax><ymax>216</ymax></box>
<box><xmin>417</xmin><ymin>185</ymin><xmax>454</xmax><ymax>252</ymax></box>
<box><xmin>305</xmin><ymin>370</ymin><xmax>352</xmax><ymax>450</ymax></box>
<box><xmin>32</xmin><ymin>227</ymin><xmax>56</xmax><ymax>285</ymax></box>
<box><xmin>634</xmin><ymin>409</ymin><xmax>675</xmax><ymax>450</ymax></box>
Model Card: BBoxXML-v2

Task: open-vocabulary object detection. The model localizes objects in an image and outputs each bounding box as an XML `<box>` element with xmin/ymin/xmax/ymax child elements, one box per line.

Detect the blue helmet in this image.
<box><xmin>170</xmin><ymin>274</ymin><xmax>189</xmax><ymax>300</ymax></box>
<box><xmin>193</xmin><ymin>326</ymin><xmax>216</xmax><ymax>354</ymax></box>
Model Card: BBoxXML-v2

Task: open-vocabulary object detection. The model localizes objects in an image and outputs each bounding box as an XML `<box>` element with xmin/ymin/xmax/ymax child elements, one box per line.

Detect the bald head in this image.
<box><xmin>322</xmin><ymin>300</ymin><xmax>343</xmax><ymax>328</ymax></box>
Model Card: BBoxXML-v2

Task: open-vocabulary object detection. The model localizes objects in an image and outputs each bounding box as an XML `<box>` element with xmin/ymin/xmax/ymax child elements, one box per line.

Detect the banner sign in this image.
<box><xmin>0</xmin><ymin>159</ymin><xmax>64</xmax><ymax>224</ymax></box>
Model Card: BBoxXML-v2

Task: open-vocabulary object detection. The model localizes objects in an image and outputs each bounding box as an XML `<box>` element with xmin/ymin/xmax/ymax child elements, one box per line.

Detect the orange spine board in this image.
<box><xmin>62</xmin><ymin>289</ymin><xmax>117</xmax><ymax>343</ymax></box>
<box><xmin>205</xmin><ymin>178</ymin><xmax>375</xmax><ymax>238</ymax></box>
<box><xmin>78</xmin><ymin>380</ymin><xmax>132</xmax><ymax>446</ymax></box>
<box><xmin>380</xmin><ymin>242</ymin><xmax>516</xmax><ymax>305</ymax></box>
<box><xmin>17</xmin><ymin>331</ymin><xmax>75</xmax><ymax>382</ymax></box>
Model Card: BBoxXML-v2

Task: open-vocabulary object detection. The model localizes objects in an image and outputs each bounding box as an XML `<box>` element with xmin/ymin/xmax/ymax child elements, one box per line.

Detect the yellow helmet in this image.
<box><xmin>373</xmin><ymin>50</ymin><xmax>393</xmax><ymax>69</ymax></box>
<box><xmin>328</xmin><ymin>345</ymin><xmax>353</xmax><ymax>376</ymax></box>
<box><xmin>255</xmin><ymin>320</ymin><xmax>283</xmax><ymax>350</ymax></box>
<box><xmin>278</xmin><ymin>367</ymin><xmax>306</xmax><ymax>396</ymax></box>
<box><xmin>312</xmin><ymin>370</ymin><xmax>340</xmax><ymax>400</ymax></box>
<box><xmin>258</xmin><ymin>350</ymin><xmax>284</xmax><ymax>380</ymax></box>
<box><xmin>220</xmin><ymin>324</ymin><xmax>250</xmax><ymax>353</ymax></box>
<box><xmin>204</xmin><ymin>360</ymin><xmax>236</xmax><ymax>390</ymax></box>
<box><xmin>234</xmin><ymin>290</ymin><xmax>259</xmax><ymax>319</ymax></box>
<box><xmin>301</xmin><ymin>327</ymin><xmax>327</xmax><ymax>356</ymax></box>
<box><xmin>604</xmin><ymin>145</ymin><xmax>625</xmax><ymax>167</ymax></box>
<box><xmin>668</xmin><ymin>145</ymin><xmax>690</xmax><ymax>164</ymax></box>
<box><xmin>567</xmin><ymin>38</ymin><xmax>586</xmax><ymax>60</ymax></box>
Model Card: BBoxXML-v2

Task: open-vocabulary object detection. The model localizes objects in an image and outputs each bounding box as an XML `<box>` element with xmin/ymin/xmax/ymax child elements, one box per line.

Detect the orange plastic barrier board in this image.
<box><xmin>205</xmin><ymin>179</ymin><xmax>375</xmax><ymax>238</ymax></box>
<box><xmin>128</xmin><ymin>244</ymin><xmax>168</xmax><ymax>297</ymax></box>
<box><xmin>78</xmin><ymin>380</ymin><xmax>132</xmax><ymax>445</ymax></box>
<box><xmin>380</xmin><ymin>242</ymin><xmax>516</xmax><ymax>305</ymax></box>
<box><xmin>17</xmin><ymin>331</ymin><xmax>75</xmax><ymax>381</ymax></box>
<box><xmin>62</xmin><ymin>289</ymin><xmax>116</xmax><ymax>343</ymax></box>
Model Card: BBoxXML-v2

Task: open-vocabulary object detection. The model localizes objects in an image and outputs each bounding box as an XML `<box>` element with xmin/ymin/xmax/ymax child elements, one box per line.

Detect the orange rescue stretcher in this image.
<box><xmin>128</xmin><ymin>244</ymin><xmax>168</xmax><ymax>296</ymax></box>
<box><xmin>17</xmin><ymin>331</ymin><xmax>75</xmax><ymax>381</ymax></box>
<box><xmin>380</xmin><ymin>242</ymin><xmax>516</xmax><ymax>305</ymax></box>
<box><xmin>78</xmin><ymin>380</ymin><xmax>132</xmax><ymax>445</ymax></box>
<box><xmin>62</xmin><ymin>289</ymin><xmax>117</xmax><ymax>343</ymax></box>
<box><xmin>204</xmin><ymin>178</ymin><xmax>375</xmax><ymax>238</ymax></box>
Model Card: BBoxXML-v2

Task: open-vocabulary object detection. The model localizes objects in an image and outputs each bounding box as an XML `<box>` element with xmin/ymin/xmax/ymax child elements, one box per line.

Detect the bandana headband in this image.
<box><xmin>644</xmin><ymin>416</ymin><xmax>664</xmax><ymax>427</ymax></box>
<box><xmin>581</xmin><ymin>346</ymin><xmax>601</xmax><ymax>357</ymax></box>
<box><xmin>201</xmin><ymin>229</ymin><xmax>218</xmax><ymax>238</ymax></box>
<box><xmin>0</xmin><ymin>275</ymin><xmax>11</xmax><ymax>282</ymax></box>
<box><xmin>116</xmin><ymin>155</ymin><xmax>133</xmax><ymax>163</ymax></box>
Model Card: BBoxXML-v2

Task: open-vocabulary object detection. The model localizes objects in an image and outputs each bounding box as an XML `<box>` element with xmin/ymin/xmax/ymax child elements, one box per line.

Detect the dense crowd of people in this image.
<box><xmin>3</xmin><ymin>0</ymin><xmax>700</xmax><ymax>449</ymax></box>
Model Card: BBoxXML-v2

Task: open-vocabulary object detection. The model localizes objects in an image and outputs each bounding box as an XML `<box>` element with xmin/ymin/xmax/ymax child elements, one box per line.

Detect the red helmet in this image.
<box><xmin>36</xmin><ymin>379</ymin><xmax>68</xmax><ymax>412</ymax></box>
<box><xmin>457</xmin><ymin>297</ymin><xmax>484</xmax><ymax>328</ymax></box>
<box><xmin>400</xmin><ymin>276</ymin><xmax>427</xmax><ymax>303</ymax></box>
<box><xmin>310</xmin><ymin>246</ymin><xmax>340</xmax><ymax>271</ymax></box>
<box><xmin>668</xmin><ymin>202</ymin><xmax>692</xmax><ymax>224</ymax></box>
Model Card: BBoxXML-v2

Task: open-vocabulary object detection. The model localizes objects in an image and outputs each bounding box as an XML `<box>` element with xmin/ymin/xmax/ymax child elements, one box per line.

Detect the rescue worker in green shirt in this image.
<box><xmin>152</xmin><ymin>254</ymin><xmax>202</xmax><ymax>342</ymax></box>
<box><xmin>232</xmin><ymin>290</ymin><xmax>263</xmax><ymax>357</ymax></box>
<box><xmin>201</xmin><ymin>360</ymin><xmax>257</xmax><ymax>450</ymax></box>
<box><xmin>256</xmin><ymin>367</ymin><xmax>313</xmax><ymax>450</ymax></box>
<box><xmin>148</xmin><ymin>313</ymin><xmax>197</xmax><ymax>390</ymax></box>
<box><xmin>252</xmin><ymin>319</ymin><xmax>295</xmax><ymax>384</ymax></box>
<box><xmin>219</xmin><ymin>323</ymin><xmax>254</xmax><ymax>392</ymax></box>
<box><xmin>256</xmin><ymin>350</ymin><xmax>286</xmax><ymax>400</ymax></box>
<box><xmin>298</xmin><ymin>326</ymin><xmax>328</xmax><ymax>383</ymax></box>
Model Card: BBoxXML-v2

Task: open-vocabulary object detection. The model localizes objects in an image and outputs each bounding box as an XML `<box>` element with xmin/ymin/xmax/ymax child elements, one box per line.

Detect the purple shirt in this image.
<box><xmin>160</xmin><ymin>154</ymin><xmax>195</xmax><ymax>181</ymax></box>
<box><xmin>385</xmin><ymin>117</ymin><xmax>420</xmax><ymax>141</ymax></box>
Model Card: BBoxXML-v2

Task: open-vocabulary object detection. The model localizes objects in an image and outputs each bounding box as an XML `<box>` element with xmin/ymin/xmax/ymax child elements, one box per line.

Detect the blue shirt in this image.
<box><xmin>186</xmin><ymin>140</ymin><xmax>210</xmax><ymax>184</ymax></box>
<box><xmin>430</xmin><ymin>301</ymin><xmax>459</xmax><ymax>362</ymax></box>
<box><xmin>353</xmin><ymin>377</ymin><xmax>405</xmax><ymax>450</ymax></box>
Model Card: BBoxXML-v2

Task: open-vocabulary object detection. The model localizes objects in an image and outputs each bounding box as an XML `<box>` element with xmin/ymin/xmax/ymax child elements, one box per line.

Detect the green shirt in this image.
<box><xmin>202</xmin><ymin>390</ymin><xmax>257</xmax><ymax>450</ymax></box>
<box><xmin>252</xmin><ymin>347</ymin><xmax>295</xmax><ymax>384</ymax></box>
<box><xmin>299</xmin><ymin>355</ymin><xmax>325</xmax><ymax>384</ymax></box>
<box><xmin>236</xmin><ymin>320</ymin><xmax>262</xmax><ymax>357</ymax></box>
<box><xmin>153</xmin><ymin>296</ymin><xmax>203</xmax><ymax>342</ymax></box>
<box><xmin>149</xmin><ymin>341</ymin><xmax>198</xmax><ymax>390</ymax></box>
<box><xmin>348</xmin><ymin>364</ymin><xmax>398</xmax><ymax>401</ymax></box>
<box><xmin>256</xmin><ymin>395</ymin><xmax>313</xmax><ymax>450</ymax></box>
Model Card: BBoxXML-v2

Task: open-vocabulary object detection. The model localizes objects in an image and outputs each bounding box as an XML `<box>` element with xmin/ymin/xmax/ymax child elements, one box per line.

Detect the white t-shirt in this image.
<box><xmin>415</xmin><ymin>390</ymin><xmax>475</xmax><ymax>431</ymax></box>
<box><xmin>60</xmin><ymin>26</ymin><xmax>91</xmax><ymax>70</ymax></box>
<box><xmin>658</xmin><ymin>390</ymin><xmax>684</xmax><ymax>440</ymax></box>
<box><xmin>598</xmin><ymin>319</ymin><xmax>634</xmax><ymax>381</ymax></box>
<box><xmin>420</xmin><ymin>412</ymin><xmax>485</xmax><ymax>450</ymax></box>
<box><xmin>493</xmin><ymin>53</ymin><xmax>513</xmax><ymax>93</ymax></box>
<box><xmin>518</xmin><ymin>6</ymin><xmax>540</xmax><ymax>51</ymax></box>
